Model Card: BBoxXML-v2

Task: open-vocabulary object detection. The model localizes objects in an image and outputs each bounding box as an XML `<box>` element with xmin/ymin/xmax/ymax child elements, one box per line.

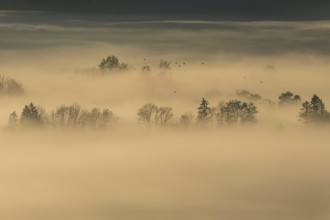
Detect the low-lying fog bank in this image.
<box><xmin>0</xmin><ymin>128</ymin><xmax>330</xmax><ymax>220</ymax></box>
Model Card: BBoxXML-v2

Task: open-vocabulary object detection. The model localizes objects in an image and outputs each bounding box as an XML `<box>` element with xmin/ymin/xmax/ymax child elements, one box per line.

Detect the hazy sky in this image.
<box><xmin>0</xmin><ymin>0</ymin><xmax>330</xmax><ymax>20</ymax></box>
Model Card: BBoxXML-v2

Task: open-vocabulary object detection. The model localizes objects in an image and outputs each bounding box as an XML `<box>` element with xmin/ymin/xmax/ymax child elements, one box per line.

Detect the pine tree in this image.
<box><xmin>197</xmin><ymin>98</ymin><xmax>211</xmax><ymax>122</ymax></box>
<box><xmin>20</xmin><ymin>103</ymin><xmax>43</xmax><ymax>125</ymax></box>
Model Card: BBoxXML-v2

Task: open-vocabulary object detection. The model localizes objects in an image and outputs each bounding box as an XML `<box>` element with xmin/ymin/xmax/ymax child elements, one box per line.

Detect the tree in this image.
<box><xmin>51</xmin><ymin>104</ymin><xmax>117</xmax><ymax>129</ymax></box>
<box><xmin>155</xmin><ymin>106</ymin><xmax>173</xmax><ymax>127</ymax></box>
<box><xmin>236</xmin><ymin>90</ymin><xmax>261</xmax><ymax>101</ymax></box>
<box><xmin>137</xmin><ymin>103</ymin><xmax>158</xmax><ymax>126</ymax></box>
<box><xmin>197</xmin><ymin>98</ymin><xmax>211</xmax><ymax>122</ymax></box>
<box><xmin>0</xmin><ymin>75</ymin><xmax>24</xmax><ymax>95</ymax></box>
<box><xmin>99</xmin><ymin>55</ymin><xmax>119</xmax><ymax>69</ymax></box>
<box><xmin>216</xmin><ymin>100</ymin><xmax>258</xmax><ymax>125</ymax></box>
<box><xmin>299</xmin><ymin>94</ymin><xmax>330</xmax><ymax>124</ymax></box>
<box><xmin>138</xmin><ymin>103</ymin><xmax>174</xmax><ymax>127</ymax></box>
<box><xmin>179</xmin><ymin>112</ymin><xmax>194</xmax><ymax>127</ymax></box>
<box><xmin>51</xmin><ymin>104</ymin><xmax>81</xmax><ymax>128</ymax></box>
<box><xmin>8</xmin><ymin>111</ymin><xmax>18</xmax><ymax>128</ymax></box>
<box><xmin>141</xmin><ymin>65</ymin><xmax>151</xmax><ymax>73</ymax></box>
<box><xmin>99</xmin><ymin>55</ymin><xmax>128</xmax><ymax>71</ymax></box>
<box><xmin>279</xmin><ymin>91</ymin><xmax>301</xmax><ymax>106</ymax></box>
<box><xmin>240</xmin><ymin>102</ymin><xmax>258</xmax><ymax>124</ymax></box>
<box><xmin>80</xmin><ymin>108</ymin><xmax>116</xmax><ymax>129</ymax></box>
<box><xmin>159</xmin><ymin>60</ymin><xmax>171</xmax><ymax>70</ymax></box>
<box><xmin>20</xmin><ymin>103</ymin><xmax>43</xmax><ymax>126</ymax></box>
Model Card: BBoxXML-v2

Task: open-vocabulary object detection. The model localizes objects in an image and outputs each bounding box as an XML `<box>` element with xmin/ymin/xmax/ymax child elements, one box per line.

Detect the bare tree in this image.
<box><xmin>8</xmin><ymin>111</ymin><xmax>18</xmax><ymax>128</ymax></box>
<box><xmin>138</xmin><ymin>103</ymin><xmax>174</xmax><ymax>127</ymax></box>
<box><xmin>179</xmin><ymin>111</ymin><xmax>194</xmax><ymax>127</ymax></box>
<box><xmin>155</xmin><ymin>106</ymin><xmax>174</xmax><ymax>127</ymax></box>
<box><xmin>51</xmin><ymin>104</ymin><xmax>81</xmax><ymax>128</ymax></box>
<box><xmin>137</xmin><ymin>103</ymin><xmax>158</xmax><ymax>126</ymax></box>
<box><xmin>51</xmin><ymin>104</ymin><xmax>116</xmax><ymax>129</ymax></box>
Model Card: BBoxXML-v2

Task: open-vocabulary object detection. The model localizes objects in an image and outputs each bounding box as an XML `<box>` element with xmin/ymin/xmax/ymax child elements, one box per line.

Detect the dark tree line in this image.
<box><xmin>136</xmin><ymin>93</ymin><xmax>330</xmax><ymax>128</ymax></box>
<box><xmin>137</xmin><ymin>98</ymin><xmax>258</xmax><ymax>128</ymax></box>
<box><xmin>4</xmin><ymin>93</ymin><xmax>330</xmax><ymax>131</ymax></box>
<box><xmin>8</xmin><ymin>103</ymin><xmax>118</xmax><ymax>130</ymax></box>
<box><xmin>196</xmin><ymin>98</ymin><xmax>258</xmax><ymax>125</ymax></box>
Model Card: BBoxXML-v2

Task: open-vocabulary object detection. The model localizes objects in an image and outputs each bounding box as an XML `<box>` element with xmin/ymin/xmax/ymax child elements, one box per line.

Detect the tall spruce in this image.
<box><xmin>197</xmin><ymin>98</ymin><xmax>211</xmax><ymax>122</ymax></box>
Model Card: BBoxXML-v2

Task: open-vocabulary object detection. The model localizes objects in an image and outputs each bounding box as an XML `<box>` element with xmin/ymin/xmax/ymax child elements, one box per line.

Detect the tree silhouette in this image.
<box><xmin>159</xmin><ymin>60</ymin><xmax>171</xmax><ymax>70</ymax></box>
<box><xmin>240</xmin><ymin>102</ymin><xmax>258</xmax><ymax>124</ymax></box>
<box><xmin>279</xmin><ymin>91</ymin><xmax>301</xmax><ymax>106</ymax></box>
<box><xmin>8</xmin><ymin>111</ymin><xmax>18</xmax><ymax>128</ymax></box>
<box><xmin>179</xmin><ymin>111</ymin><xmax>194</xmax><ymax>127</ymax></box>
<box><xmin>51</xmin><ymin>104</ymin><xmax>81</xmax><ymax>128</ymax></box>
<box><xmin>51</xmin><ymin>104</ymin><xmax>116</xmax><ymax>129</ymax></box>
<box><xmin>20</xmin><ymin>103</ymin><xmax>43</xmax><ymax>126</ymax></box>
<box><xmin>197</xmin><ymin>98</ymin><xmax>212</xmax><ymax>123</ymax></box>
<box><xmin>99</xmin><ymin>55</ymin><xmax>128</xmax><ymax>71</ymax></box>
<box><xmin>0</xmin><ymin>75</ymin><xmax>24</xmax><ymax>95</ymax></box>
<box><xmin>216</xmin><ymin>100</ymin><xmax>258</xmax><ymax>125</ymax></box>
<box><xmin>138</xmin><ymin>103</ymin><xmax>158</xmax><ymax>126</ymax></box>
<box><xmin>236</xmin><ymin>90</ymin><xmax>261</xmax><ymax>101</ymax></box>
<box><xmin>155</xmin><ymin>106</ymin><xmax>173</xmax><ymax>127</ymax></box>
<box><xmin>299</xmin><ymin>94</ymin><xmax>330</xmax><ymax>124</ymax></box>
<box><xmin>141</xmin><ymin>65</ymin><xmax>151</xmax><ymax>73</ymax></box>
<box><xmin>138</xmin><ymin>103</ymin><xmax>174</xmax><ymax>127</ymax></box>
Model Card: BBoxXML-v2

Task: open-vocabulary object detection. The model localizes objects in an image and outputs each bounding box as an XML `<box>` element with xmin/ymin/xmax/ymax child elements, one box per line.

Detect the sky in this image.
<box><xmin>0</xmin><ymin>0</ymin><xmax>330</xmax><ymax>20</ymax></box>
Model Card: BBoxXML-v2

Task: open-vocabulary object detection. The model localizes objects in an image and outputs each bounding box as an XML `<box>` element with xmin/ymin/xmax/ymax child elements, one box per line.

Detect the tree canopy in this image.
<box><xmin>279</xmin><ymin>91</ymin><xmax>301</xmax><ymax>106</ymax></box>
<box><xmin>99</xmin><ymin>55</ymin><xmax>128</xmax><ymax>72</ymax></box>
<box><xmin>299</xmin><ymin>94</ymin><xmax>330</xmax><ymax>124</ymax></box>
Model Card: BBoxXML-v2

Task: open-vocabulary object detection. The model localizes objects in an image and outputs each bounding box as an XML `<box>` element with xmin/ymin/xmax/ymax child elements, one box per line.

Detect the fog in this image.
<box><xmin>1</xmin><ymin>11</ymin><xmax>330</xmax><ymax>220</ymax></box>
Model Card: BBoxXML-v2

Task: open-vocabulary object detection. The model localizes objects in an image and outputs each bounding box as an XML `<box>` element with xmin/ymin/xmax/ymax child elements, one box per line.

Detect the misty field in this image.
<box><xmin>1</xmin><ymin>11</ymin><xmax>330</xmax><ymax>220</ymax></box>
